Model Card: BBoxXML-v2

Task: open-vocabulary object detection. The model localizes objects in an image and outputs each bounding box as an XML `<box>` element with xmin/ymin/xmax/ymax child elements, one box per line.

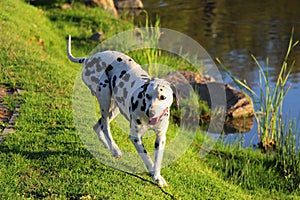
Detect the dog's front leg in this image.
<box><xmin>152</xmin><ymin>131</ymin><xmax>168</xmax><ymax>187</ymax></box>
<box><xmin>129</xmin><ymin>125</ymin><xmax>154</xmax><ymax>173</ymax></box>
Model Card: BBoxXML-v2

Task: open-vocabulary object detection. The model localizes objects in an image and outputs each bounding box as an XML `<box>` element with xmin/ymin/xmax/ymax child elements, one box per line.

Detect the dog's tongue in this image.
<box><xmin>149</xmin><ymin>117</ymin><xmax>160</xmax><ymax>126</ymax></box>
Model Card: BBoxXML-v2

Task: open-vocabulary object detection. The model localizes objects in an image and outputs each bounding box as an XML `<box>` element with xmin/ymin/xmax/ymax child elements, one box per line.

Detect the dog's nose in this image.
<box><xmin>148</xmin><ymin>110</ymin><xmax>156</xmax><ymax>118</ymax></box>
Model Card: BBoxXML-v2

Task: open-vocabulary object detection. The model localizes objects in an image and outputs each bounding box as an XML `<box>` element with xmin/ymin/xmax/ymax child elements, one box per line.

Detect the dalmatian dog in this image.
<box><xmin>67</xmin><ymin>35</ymin><xmax>177</xmax><ymax>187</ymax></box>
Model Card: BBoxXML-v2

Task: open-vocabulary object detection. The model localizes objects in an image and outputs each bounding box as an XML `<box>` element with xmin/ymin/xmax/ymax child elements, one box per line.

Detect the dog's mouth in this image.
<box><xmin>148</xmin><ymin>107</ymin><xmax>169</xmax><ymax>126</ymax></box>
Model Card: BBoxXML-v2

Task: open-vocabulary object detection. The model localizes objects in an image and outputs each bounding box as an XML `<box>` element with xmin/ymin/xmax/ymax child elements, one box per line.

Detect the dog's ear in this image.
<box><xmin>170</xmin><ymin>83</ymin><xmax>180</xmax><ymax>110</ymax></box>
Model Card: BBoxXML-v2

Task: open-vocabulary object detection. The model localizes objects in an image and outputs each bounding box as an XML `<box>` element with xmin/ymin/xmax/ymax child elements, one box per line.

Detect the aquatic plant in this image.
<box><xmin>219</xmin><ymin>31</ymin><xmax>298</xmax><ymax>152</ymax></box>
<box><xmin>217</xmin><ymin>32</ymin><xmax>300</xmax><ymax>191</ymax></box>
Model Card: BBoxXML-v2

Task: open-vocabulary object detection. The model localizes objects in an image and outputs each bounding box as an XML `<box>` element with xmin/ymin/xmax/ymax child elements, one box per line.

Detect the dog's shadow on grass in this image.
<box><xmin>0</xmin><ymin>132</ymin><xmax>176</xmax><ymax>199</ymax></box>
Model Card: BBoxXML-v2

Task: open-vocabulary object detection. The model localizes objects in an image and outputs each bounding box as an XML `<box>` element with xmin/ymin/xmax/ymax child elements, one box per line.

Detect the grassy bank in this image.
<box><xmin>0</xmin><ymin>0</ymin><xmax>299</xmax><ymax>199</ymax></box>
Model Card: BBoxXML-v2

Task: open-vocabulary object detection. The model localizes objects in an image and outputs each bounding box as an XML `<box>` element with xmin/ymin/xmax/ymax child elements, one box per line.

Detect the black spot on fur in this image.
<box><xmin>137</xmin><ymin>91</ymin><xmax>143</xmax><ymax>99</ymax></box>
<box><xmin>103</xmin><ymin>84</ymin><xmax>107</xmax><ymax>87</ymax></box>
<box><xmin>116</xmin><ymin>97</ymin><xmax>124</xmax><ymax>105</ymax></box>
<box><xmin>141</xmin><ymin>99</ymin><xmax>146</xmax><ymax>112</ymax></box>
<box><xmin>131</xmin><ymin>80</ymin><xmax>136</xmax><ymax>88</ymax></box>
<box><xmin>106</xmin><ymin>65</ymin><xmax>113</xmax><ymax>71</ymax></box>
<box><xmin>132</xmin><ymin>100</ymin><xmax>139</xmax><ymax>112</ymax></box>
<box><xmin>143</xmin><ymin>149</ymin><xmax>147</xmax><ymax>154</ymax></box>
<box><xmin>142</xmin><ymin>77</ymin><xmax>150</xmax><ymax>81</ymax></box>
<box><xmin>129</xmin><ymin>59</ymin><xmax>132</xmax><ymax>62</ymax></box>
<box><xmin>123</xmin><ymin>74</ymin><xmax>130</xmax><ymax>82</ymax></box>
<box><xmin>115</xmin><ymin>96</ymin><xmax>125</xmax><ymax>107</ymax></box>
<box><xmin>131</xmin><ymin>96</ymin><xmax>134</xmax><ymax>104</ymax></box>
<box><xmin>123</xmin><ymin>88</ymin><xmax>128</xmax><ymax>98</ymax></box>
<box><xmin>79</xmin><ymin>58</ymin><xmax>85</xmax><ymax>63</ymax></box>
<box><xmin>101</xmin><ymin>61</ymin><xmax>107</xmax><ymax>68</ymax></box>
<box><xmin>117</xmin><ymin>57</ymin><xmax>122</xmax><ymax>62</ymax></box>
<box><xmin>155</xmin><ymin>142</ymin><xmax>159</xmax><ymax>149</ymax></box>
<box><xmin>104</xmin><ymin>79</ymin><xmax>109</xmax><ymax>83</ymax></box>
<box><xmin>119</xmin><ymin>81</ymin><xmax>124</xmax><ymax>88</ymax></box>
<box><xmin>113</xmin><ymin>86</ymin><xmax>118</xmax><ymax>94</ymax></box>
<box><xmin>116</xmin><ymin>97</ymin><xmax>121</xmax><ymax>103</ymax></box>
<box><xmin>105</xmin><ymin>65</ymin><xmax>113</xmax><ymax>76</ymax></box>
<box><xmin>146</xmin><ymin>109</ymin><xmax>150</xmax><ymax>117</ymax></box>
<box><xmin>91</xmin><ymin>76</ymin><xmax>99</xmax><ymax>83</ymax></box>
<box><xmin>119</xmin><ymin>70</ymin><xmax>127</xmax><ymax>78</ymax></box>
<box><xmin>134</xmin><ymin>139</ymin><xmax>138</xmax><ymax>143</ymax></box>
<box><xmin>112</xmin><ymin>75</ymin><xmax>117</xmax><ymax>89</ymax></box>
<box><xmin>141</xmin><ymin>83</ymin><xmax>149</xmax><ymax>92</ymax></box>
<box><xmin>136</xmin><ymin>119</ymin><xmax>141</xmax><ymax>125</ymax></box>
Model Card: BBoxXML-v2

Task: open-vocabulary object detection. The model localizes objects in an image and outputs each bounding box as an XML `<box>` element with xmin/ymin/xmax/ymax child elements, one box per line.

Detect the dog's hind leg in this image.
<box><xmin>93</xmin><ymin>100</ymin><xmax>119</xmax><ymax>149</ymax></box>
<box><xmin>93</xmin><ymin>78</ymin><xmax>122</xmax><ymax>158</ymax></box>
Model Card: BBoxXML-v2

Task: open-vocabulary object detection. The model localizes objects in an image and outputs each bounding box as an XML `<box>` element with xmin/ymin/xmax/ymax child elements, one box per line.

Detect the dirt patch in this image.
<box><xmin>0</xmin><ymin>84</ymin><xmax>22</xmax><ymax>142</ymax></box>
<box><xmin>0</xmin><ymin>85</ymin><xmax>14</xmax><ymax>131</ymax></box>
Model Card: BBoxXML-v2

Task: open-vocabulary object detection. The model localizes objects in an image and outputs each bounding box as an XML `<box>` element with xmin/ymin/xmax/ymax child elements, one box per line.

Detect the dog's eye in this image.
<box><xmin>146</xmin><ymin>94</ymin><xmax>151</xmax><ymax>99</ymax></box>
<box><xmin>159</xmin><ymin>95</ymin><xmax>166</xmax><ymax>100</ymax></box>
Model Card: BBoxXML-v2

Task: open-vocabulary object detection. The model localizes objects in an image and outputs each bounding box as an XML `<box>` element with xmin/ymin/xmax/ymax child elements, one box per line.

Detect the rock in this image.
<box><xmin>0</xmin><ymin>84</ymin><xmax>22</xmax><ymax>143</ymax></box>
<box><xmin>164</xmin><ymin>71</ymin><xmax>193</xmax><ymax>99</ymax></box>
<box><xmin>89</xmin><ymin>32</ymin><xmax>105</xmax><ymax>41</ymax></box>
<box><xmin>84</xmin><ymin>0</ymin><xmax>118</xmax><ymax>16</ymax></box>
<box><xmin>191</xmin><ymin>82</ymin><xmax>254</xmax><ymax>118</ymax></box>
<box><xmin>177</xmin><ymin>70</ymin><xmax>216</xmax><ymax>84</ymax></box>
<box><xmin>115</xmin><ymin>0</ymin><xmax>144</xmax><ymax>9</ymax></box>
<box><xmin>164</xmin><ymin>71</ymin><xmax>254</xmax><ymax>118</ymax></box>
<box><xmin>61</xmin><ymin>3</ymin><xmax>71</xmax><ymax>10</ymax></box>
<box><xmin>224</xmin><ymin>84</ymin><xmax>254</xmax><ymax>118</ymax></box>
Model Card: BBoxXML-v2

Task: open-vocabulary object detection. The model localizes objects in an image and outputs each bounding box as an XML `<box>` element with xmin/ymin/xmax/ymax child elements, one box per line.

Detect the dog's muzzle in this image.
<box><xmin>148</xmin><ymin>107</ymin><xmax>169</xmax><ymax>126</ymax></box>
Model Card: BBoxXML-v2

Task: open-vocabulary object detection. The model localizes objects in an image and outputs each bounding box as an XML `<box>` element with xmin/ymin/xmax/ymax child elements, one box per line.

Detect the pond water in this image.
<box><xmin>135</xmin><ymin>0</ymin><xmax>300</xmax><ymax>146</ymax></box>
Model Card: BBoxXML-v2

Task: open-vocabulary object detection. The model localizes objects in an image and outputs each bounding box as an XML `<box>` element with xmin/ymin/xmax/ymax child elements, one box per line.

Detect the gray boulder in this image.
<box><xmin>115</xmin><ymin>0</ymin><xmax>144</xmax><ymax>9</ymax></box>
<box><xmin>164</xmin><ymin>71</ymin><xmax>254</xmax><ymax>118</ymax></box>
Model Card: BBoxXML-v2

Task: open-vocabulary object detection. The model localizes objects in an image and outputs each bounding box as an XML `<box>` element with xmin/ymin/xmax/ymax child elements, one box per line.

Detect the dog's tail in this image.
<box><xmin>67</xmin><ymin>35</ymin><xmax>86</xmax><ymax>64</ymax></box>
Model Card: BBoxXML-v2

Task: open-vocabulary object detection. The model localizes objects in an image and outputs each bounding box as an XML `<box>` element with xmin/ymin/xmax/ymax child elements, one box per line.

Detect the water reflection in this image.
<box><xmin>137</xmin><ymin>0</ymin><xmax>300</xmax><ymax>84</ymax></box>
<box><xmin>135</xmin><ymin>0</ymin><xmax>300</xmax><ymax>144</ymax></box>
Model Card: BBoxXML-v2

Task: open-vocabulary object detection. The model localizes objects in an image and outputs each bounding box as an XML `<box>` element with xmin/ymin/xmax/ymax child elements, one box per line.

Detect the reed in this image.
<box><xmin>218</xmin><ymin>31</ymin><xmax>300</xmax><ymax>191</ymax></box>
<box><xmin>219</xmin><ymin>31</ymin><xmax>299</xmax><ymax>152</ymax></box>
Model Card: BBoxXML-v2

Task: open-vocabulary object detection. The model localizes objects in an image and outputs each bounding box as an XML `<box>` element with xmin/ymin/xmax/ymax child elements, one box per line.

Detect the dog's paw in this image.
<box><xmin>152</xmin><ymin>175</ymin><xmax>168</xmax><ymax>187</ymax></box>
<box><xmin>111</xmin><ymin>147</ymin><xmax>122</xmax><ymax>158</ymax></box>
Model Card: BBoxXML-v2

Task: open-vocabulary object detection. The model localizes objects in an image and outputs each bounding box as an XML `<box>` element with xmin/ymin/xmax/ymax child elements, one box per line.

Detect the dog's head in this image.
<box><xmin>144</xmin><ymin>78</ymin><xmax>176</xmax><ymax>126</ymax></box>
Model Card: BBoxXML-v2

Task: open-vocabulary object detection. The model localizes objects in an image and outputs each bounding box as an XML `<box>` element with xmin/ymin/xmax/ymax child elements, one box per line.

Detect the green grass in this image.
<box><xmin>0</xmin><ymin>0</ymin><xmax>299</xmax><ymax>199</ymax></box>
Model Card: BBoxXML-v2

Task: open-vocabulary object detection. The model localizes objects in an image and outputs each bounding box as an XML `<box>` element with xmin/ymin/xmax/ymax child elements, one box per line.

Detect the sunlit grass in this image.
<box><xmin>1</xmin><ymin>0</ymin><xmax>299</xmax><ymax>198</ymax></box>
